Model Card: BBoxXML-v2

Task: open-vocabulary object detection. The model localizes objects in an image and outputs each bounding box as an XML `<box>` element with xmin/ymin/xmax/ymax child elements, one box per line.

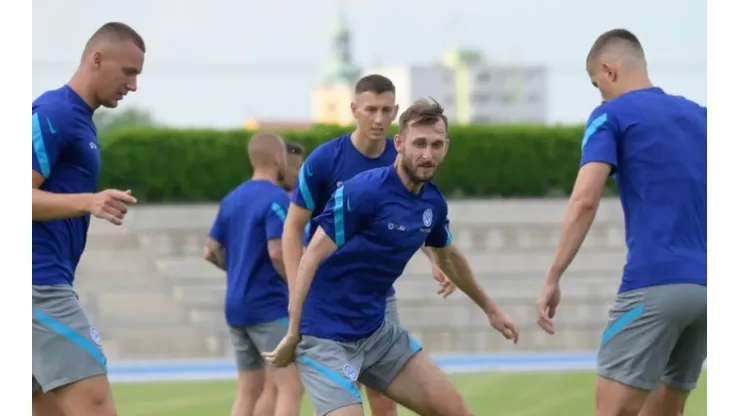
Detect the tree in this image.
<box><xmin>93</xmin><ymin>107</ymin><xmax>156</xmax><ymax>134</ymax></box>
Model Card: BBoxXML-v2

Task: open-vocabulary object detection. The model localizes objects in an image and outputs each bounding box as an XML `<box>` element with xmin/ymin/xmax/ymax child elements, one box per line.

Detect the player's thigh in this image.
<box><xmin>32</xmin><ymin>285</ymin><xmax>112</xmax><ymax>412</ymax></box>
<box><xmin>661</xmin><ymin>285</ymin><xmax>707</xmax><ymax>391</ymax></box>
<box><xmin>294</xmin><ymin>335</ymin><xmax>364</xmax><ymax>416</ymax></box>
<box><xmin>383</xmin><ymin>350</ymin><xmax>470</xmax><ymax>416</ymax></box>
<box><xmin>361</xmin><ymin>321</ymin><xmax>468</xmax><ymax>416</ymax></box>
<box><xmin>384</xmin><ymin>295</ymin><xmax>401</xmax><ymax>326</ymax></box>
<box><xmin>230</xmin><ymin>326</ymin><xmax>266</xmax><ymax>373</ymax></box>
<box><xmin>248</xmin><ymin>319</ymin><xmax>303</xmax><ymax>396</ymax></box>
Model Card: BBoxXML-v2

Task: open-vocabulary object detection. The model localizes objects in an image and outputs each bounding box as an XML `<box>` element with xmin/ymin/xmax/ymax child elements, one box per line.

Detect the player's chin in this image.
<box><xmin>415</xmin><ymin>168</ymin><xmax>436</xmax><ymax>182</ymax></box>
<box><xmin>101</xmin><ymin>99</ymin><xmax>121</xmax><ymax>109</ymax></box>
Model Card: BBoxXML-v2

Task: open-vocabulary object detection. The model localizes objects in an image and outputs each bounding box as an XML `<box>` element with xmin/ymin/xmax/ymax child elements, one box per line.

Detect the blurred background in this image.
<box><xmin>32</xmin><ymin>1</ymin><xmax>707</xmax><ymax>414</ymax></box>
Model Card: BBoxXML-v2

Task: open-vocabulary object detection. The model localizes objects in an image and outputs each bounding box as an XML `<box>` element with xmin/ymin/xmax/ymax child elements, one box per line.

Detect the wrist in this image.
<box><xmin>545</xmin><ymin>266</ymin><xmax>562</xmax><ymax>284</ymax></box>
<box><xmin>482</xmin><ymin>298</ymin><xmax>499</xmax><ymax>316</ymax></box>
<box><xmin>76</xmin><ymin>193</ymin><xmax>95</xmax><ymax>214</ymax></box>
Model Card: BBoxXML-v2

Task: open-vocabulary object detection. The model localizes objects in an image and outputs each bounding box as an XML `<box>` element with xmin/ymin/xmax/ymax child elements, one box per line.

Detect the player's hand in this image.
<box><xmin>262</xmin><ymin>334</ymin><xmax>301</xmax><ymax>368</ymax></box>
<box><xmin>87</xmin><ymin>189</ymin><xmax>137</xmax><ymax>226</ymax></box>
<box><xmin>433</xmin><ymin>265</ymin><xmax>456</xmax><ymax>298</ymax></box>
<box><xmin>486</xmin><ymin>307</ymin><xmax>520</xmax><ymax>344</ymax></box>
<box><xmin>536</xmin><ymin>281</ymin><xmax>561</xmax><ymax>335</ymax></box>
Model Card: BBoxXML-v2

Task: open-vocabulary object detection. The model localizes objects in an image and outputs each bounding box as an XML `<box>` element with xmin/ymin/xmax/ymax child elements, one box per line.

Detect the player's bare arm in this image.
<box><xmin>32</xmin><ymin>171</ymin><xmax>137</xmax><ymax>224</ymax></box>
<box><xmin>420</xmin><ymin>245</ymin><xmax>455</xmax><ymax>297</ymax></box>
<box><xmin>264</xmin><ymin>226</ymin><xmax>338</xmax><ymax>367</ymax></box>
<box><xmin>536</xmin><ymin>162</ymin><xmax>611</xmax><ymax>334</ymax></box>
<box><xmin>282</xmin><ymin>202</ymin><xmax>313</xmax><ymax>291</ymax></box>
<box><xmin>267</xmin><ymin>238</ymin><xmax>287</xmax><ymax>281</ymax></box>
<box><xmin>203</xmin><ymin>237</ymin><xmax>226</xmax><ymax>271</ymax></box>
<box><xmin>432</xmin><ymin>243</ymin><xmax>519</xmax><ymax>343</ymax></box>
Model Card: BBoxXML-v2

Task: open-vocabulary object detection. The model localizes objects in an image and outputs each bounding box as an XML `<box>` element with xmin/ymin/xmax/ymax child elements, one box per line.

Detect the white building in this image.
<box><xmin>365</xmin><ymin>50</ymin><xmax>549</xmax><ymax>125</ymax></box>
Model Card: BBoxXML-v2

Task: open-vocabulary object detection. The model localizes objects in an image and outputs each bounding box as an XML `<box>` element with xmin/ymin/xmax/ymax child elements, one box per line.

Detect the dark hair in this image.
<box><xmin>355</xmin><ymin>74</ymin><xmax>395</xmax><ymax>95</ymax></box>
<box><xmin>587</xmin><ymin>29</ymin><xmax>643</xmax><ymax>62</ymax></box>
<box><xmin>285</xmin><ymin>141</ymin><xmax>304</xmax><ymax>155</ymax></box>
<box><xmin>398</xmin><ymin>98</ymin><xmax>448</xmax><ymax>134</ymax></box>
<box><xmin>88</xmin><ymin>22</ymin><xmax>146</xmax><ymax>53</ymax></box>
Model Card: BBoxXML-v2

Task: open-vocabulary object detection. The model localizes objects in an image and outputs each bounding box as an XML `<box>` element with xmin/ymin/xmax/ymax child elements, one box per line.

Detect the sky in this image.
<box><xmin>32</xmin><ymin>0</ymin><xmax>706</xmax><ymax>128</ymax></box>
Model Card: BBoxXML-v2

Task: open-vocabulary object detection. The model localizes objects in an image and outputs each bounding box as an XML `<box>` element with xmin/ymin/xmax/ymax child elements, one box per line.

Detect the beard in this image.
<box><xmin>400</xmin><ymin>156</ymin><xmax>434</xmax><ymax>184</ymax></box>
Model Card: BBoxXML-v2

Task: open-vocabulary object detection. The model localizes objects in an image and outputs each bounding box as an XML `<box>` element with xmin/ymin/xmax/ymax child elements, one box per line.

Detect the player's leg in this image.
<box><xmin>365</xmin><ymin>295</ymin><xmax>401</xmax><ymax>416</ymax></box>
<box><xmin>639</xmin><ymin>285</ymin><xmax>706</xmax><ymax>416</ymax></box>
<box><xmin>249</xmin><ymin>319</ymin><xmax>304</xmax><ymax>416</ymax></box>
<box><xmin>294</xmin><ymin>335</ymin><xmax>365</xmax><ymax>416</ymax></box>
<box><xmin>229</xmin><ymin>326</ymin><xmax>267</xmax><ymax>416</ymax></box>
<box><xmin>32</xmin><ymin>285</ymin><xmax>114</xmax><ymax>416</ymax></box>
<box><xmin>253</xmin><ymin>373</ymin><xmax>277</xmax><ymax>416</ymax></box>
<box><xmin>596</xmin><ymin>285</ymin><xmax>699</xmax><ymax>416</ymax></box>
<box><xmin>361</xmin><ymin>321</ymin><xmax>472</xmax><ymax>416</ymax></box>
<box><xmin>32</xmin><ymin>380</ymin><xmax>64</xmax><ymax>416</ymax></box>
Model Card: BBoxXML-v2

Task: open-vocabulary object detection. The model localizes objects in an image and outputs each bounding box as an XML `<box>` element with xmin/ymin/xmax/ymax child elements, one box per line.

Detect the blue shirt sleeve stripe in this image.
<box><xmin>32</xmin><ymin>113</ymin><xmax>51</xmax><ymax>178</ymax></box>
<box><xmin>270</xmin><ymin>202</ymin><xmax>287</xmax><ymax>223</ymax></box>
<box><xmin>298</xmin><ymin>164</ymin><xmax>316</xmax><ymax>211</ymax></box>
<box><xmin>582</xmin><ymin>113</ymin><xmax>608</xmax><ymax>150</ymax></box>
<box><xmin>444</xmin><ymin>224</ymin><xmax>453</xmax><ymax>246</ymax></box>
<box><xmin>333</xmin><ymin>186</ymin><xmax>346</xmax><ymax>247</ymax></box>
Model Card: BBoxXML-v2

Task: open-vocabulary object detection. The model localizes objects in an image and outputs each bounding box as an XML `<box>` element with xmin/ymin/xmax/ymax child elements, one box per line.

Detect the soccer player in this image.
<box><xmin>32</xmin><ymin>22</ymin><xmax>145</xmax><ymax>416</ymax></box>
<box><xmin>535</xmin><ymin>29</ymin><xmax>706</xmax><ymax>416</ymax></box>
<box><xmin>204</xmin><ymin>133</ymin><xmax>304</xmax><ymax>416</ymax></box>
<box><xmin>265</xmin><ymin>99</ymin><xmax>520</xmax><ymax>416</ymax></box>
<box><xmin>282</xmin><ymin>74</ymin><xmax>455</xmax><ymax>415</ymax></box>
<box><xmin>252</xmin><ymin>139</ymin><xmax>307</xmax><ymax>416</ymax></box>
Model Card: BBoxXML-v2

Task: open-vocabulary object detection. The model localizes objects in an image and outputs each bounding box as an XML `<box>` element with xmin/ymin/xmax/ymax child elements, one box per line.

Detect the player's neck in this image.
<box><xmin>393</xmin><ymin>160</ymin><xmax>424</xmax><ymax>194</ymax></box>
<box><xmin>618</xmin><ymin>74</ymin><xmax>654</xmax><ymax>96</ymax></box>
<box><xmin>350</xmin><ymin>130</ymin><xmax>386</xmax><ymax>158</ymax></box>
<box><xmin>67</xmin><ymin>71</ymin><xmax>101</xmax><ymax>111</ymax></box>
<box><xmin>251</xmin><ymin>169</ymin><xmax>279</xmax><ymax>185</ymax></box>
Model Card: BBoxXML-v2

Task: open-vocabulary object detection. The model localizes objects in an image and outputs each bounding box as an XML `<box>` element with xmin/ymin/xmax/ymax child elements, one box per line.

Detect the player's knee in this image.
<box><xmin>639</xmin><ymin>383</ymin><xmax>689</xmax><ymax>416</ymax></box>
<box><xmin>54</xmin><ymin>376</ymin><xmax>118</xmax><ymax>416</ymax></box>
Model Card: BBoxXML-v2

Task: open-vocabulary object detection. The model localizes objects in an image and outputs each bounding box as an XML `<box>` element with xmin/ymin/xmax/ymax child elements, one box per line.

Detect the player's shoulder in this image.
<box><xmin>308</xmin><ymin>133</ymin><xmax>351</xmax><ymax>160</ymax></box>
<box><xmin>343</xmin><ymin>166</ymin><xmax>387</xmax><ymax>193</ymax></box>
<box><xmin>33</xmin><ymin>87</ymin><xmax>74</xmax><ymax>119</ymax></box>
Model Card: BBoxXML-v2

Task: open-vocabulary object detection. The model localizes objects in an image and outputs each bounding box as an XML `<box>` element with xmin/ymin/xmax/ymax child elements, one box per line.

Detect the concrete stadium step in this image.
<box><xmin>74</xmin><ymin>272</ymin><xmax>167</xmax><ymax>291</ymax></box>
<box><xmin>139</xmin><ymin>232</ymin><xmax>205</xmax><ymax>256</ymax></box>
<box><xmin>94</xmin><ymin>292</ymin><xmax>184</xmax><ymax>320</ymax></box>
<box><xmin>446</xmin><ymin>198</ymin><xmax>623</xmax><ymax>225</ymax></box>
<box><xmin>77</xmin><ymin>249</ymin><xmax>157</xmax><ymax>274</ymax></box>
<box><xmin>173</xmin><ymin>285</ymin><xmax>224</xmax><ymax>309</ymax></box>
<box><xmin>411</xmin><ymin>327</ymin><xmax>601</xmax><ymax>353</ymax></box>
<box><xmin>125</xmin><ymin>206</ymin><xmax>219</xmax><ymax>231</ymax></box>
<box><xmin>157</xmin><ymin>257</ymin><xmax>225</xmax><ymax>279</ymax></box>
<box><xmin>85</xmin><ymin>233</ymin><xmax>142</xmax><ymax>252</ymax></box>
<box><xmin>451</xmin><ymin>222</ymin><xmax>624</xmax><ymax>251</ymax></box>
<box><xmin>189</xmin><ymin>309</ymin><xmax>225</xmax><ymax>327</ymax></box>
<box><xmin>402</xmin><ymin>250</ymin><xmax>626</xmax><ymax>274</ymax></box>
<box><xmin>102</xmin><ymin>326</ymin><xmax>216</xmax><ymax>359</ymax></box>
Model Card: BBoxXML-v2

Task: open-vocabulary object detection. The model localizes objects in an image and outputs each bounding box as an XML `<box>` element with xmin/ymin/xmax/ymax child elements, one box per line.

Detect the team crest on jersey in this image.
<box><xmin>422</xmin><ymin>208</ymin><xmax>433</xmax><ymax>227</ymax></box>
<box><xmin>90</xmin><ymin>327</ymin><xmax>102</xmax><ymax>346</ymax></box>
<box><xmin>343</xmin><ymin>364</ymin><xmax>358</xmax><ymax>381</ymax></box>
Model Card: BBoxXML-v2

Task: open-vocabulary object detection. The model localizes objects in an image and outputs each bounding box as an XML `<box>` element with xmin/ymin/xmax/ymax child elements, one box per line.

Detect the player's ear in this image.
<box><xmin>350</xmin><ymin>101</ymin><xmax>358</xmax><ymax>115</ymax></box>
<box><xmin>93</xmin><ymin>52</ymin><xmax>102</xmax><ymax>69</ymax></box>
<box><xmin>393</xmin><ymin>134</ymin><xmax>403</xmax><ymax>152</ymax></box>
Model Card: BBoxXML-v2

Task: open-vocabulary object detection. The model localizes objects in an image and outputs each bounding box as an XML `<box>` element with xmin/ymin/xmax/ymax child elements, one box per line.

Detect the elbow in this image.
<box><xmin>570</xmin><ymin>193</ymin><xmax>600</xmax><ymax>213</ymax></box>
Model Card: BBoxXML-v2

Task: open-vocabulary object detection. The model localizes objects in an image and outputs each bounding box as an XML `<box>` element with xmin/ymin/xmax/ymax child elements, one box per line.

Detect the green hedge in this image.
<box><xmin>99</xmin><ymin>124</ymin><xmax>616</xmax><ymax>203</ymax></box>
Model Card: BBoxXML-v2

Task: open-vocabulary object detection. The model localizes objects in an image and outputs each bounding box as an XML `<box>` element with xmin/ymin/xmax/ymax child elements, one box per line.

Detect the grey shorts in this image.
<box><xmin>296</xmin><ymin>320</ymin><xmax>421</xmax><ymax>416</ymax></box>
<box><xmin>385</xmin><ymin>295</ymin><xmax>400</xmax><ymax>325</ymax></box>
<box><xmin>230</xmin><ymin>317</ymin><xmax>289</xmax><ymax>371</ymax></box>
<box><xmin>597</xmin><ymin>283</ymin><xmax>707</xmax><ymax>391</ymax></box>
<box><xmin>32</xmin><ymin>285</ymin><xmax>107</xmax><ymax>394</ymax></box>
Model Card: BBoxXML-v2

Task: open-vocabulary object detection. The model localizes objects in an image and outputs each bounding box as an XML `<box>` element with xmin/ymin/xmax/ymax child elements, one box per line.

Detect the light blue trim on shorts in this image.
<box><xmin>33</xmin><ymin>307</ymin><xmax>107</xmax><ymax>369</ymax></box>
<box><xmin>297</xmin><ymin>355</ymin><xmax>361</xmax><ymax>400</ymax></box>
<box><xmin>410</xmin><ymin>337</ymin><xmax>422</xmax><ymax>354</ymax></box>
<box><xmin>601</xmin><ymin>303</ymin><xmax>645</xmax><ymax>346</ymax></box>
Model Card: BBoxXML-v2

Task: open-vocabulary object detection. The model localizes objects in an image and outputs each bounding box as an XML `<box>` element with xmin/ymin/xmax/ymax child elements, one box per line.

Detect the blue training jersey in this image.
<box><xmin>32</xmin><ymin>86</ymin><xmax>101</xmax><ymax>286</ymax></box>
<box><xmin>291</xmin><ymin>133</ymin><xmax>398</xmax><ymax>296</ymax></box>
<box><xmin>581</xmin><ymin>87</ymin><xmax>707</xmax><ymax>293</ymax></box>
<box><xmin>209</xmin><ymin>180</ymin><xmax>290</xmax><ymax>327</ymax></box>
<box><xmin>301</xmin><ymin>166</ymin><xmax>453</xmax><ymax>342</ymax></box>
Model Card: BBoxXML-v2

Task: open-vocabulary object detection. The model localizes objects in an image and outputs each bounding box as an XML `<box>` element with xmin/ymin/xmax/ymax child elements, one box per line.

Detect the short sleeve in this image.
<box><xmin>32</xmin><ymin>107</ymin><xmax>68</xmax><ymax>178</ymax></box>
<box><xmin>209</xmin><ymin>206</ymin><xmax>227</xmax><ymax>243</ymax></box>
<box><xmin>313</xmin><ymin>178</ymin><xmax>375</xmax><ymax>248</ymax></box>
<box><xmin>266</xmin><ymin>195</ymin><xmax>289</xmax><ymax>241</ymax></box>
<box><xmin>425</xmin><ymin>200</ymin><xmax>453</xmax><ymax>248</ymax></box>
<box><xmin>291</xmin><ymin>149</ymin><xmax>328</xmax><ymax>212</ymax></box>
<box><xmin>580</xmin><ymin>107</ymin><xmax>619</xmax><ymax>171</ymax></box>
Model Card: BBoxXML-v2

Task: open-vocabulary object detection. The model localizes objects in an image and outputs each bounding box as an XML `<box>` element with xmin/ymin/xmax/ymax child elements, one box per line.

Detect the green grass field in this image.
<box><xmin>112</xmin><ymin>371</ymin><xmax>707</xmax><ymax>415</ymax></box>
